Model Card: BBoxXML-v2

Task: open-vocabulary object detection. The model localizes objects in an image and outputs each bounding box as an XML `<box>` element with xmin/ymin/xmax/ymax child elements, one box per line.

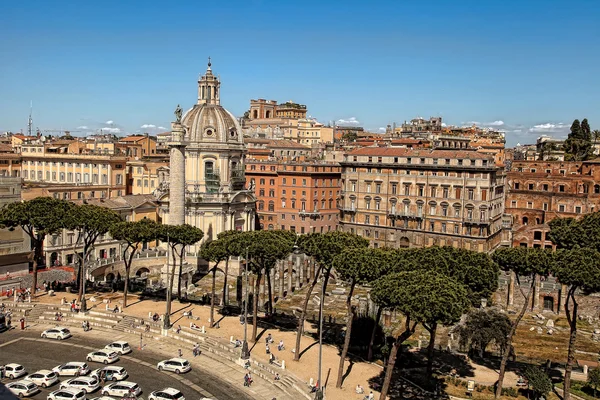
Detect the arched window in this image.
<box><xmin>268</xmin><ymin>201</ymin><xmax>275</xmax><ymax>212</ymax></box>
<box><xmin>522</xmin><ymin>216</ymin><xmax>529</xmax><ymax>225</ymax></box>
<box><xmin>253</xmin><ymin>110</ymin><xmax>258</xmax><ymax>119</ymax></box>
<box><xmin>258</xmin><ymin>201</ymin><xmax>264</xmax><ymax>211</ymax></box>
<box><xmin>205</xmin><ymin>161</ymin><xmax>214</xmax><ymax>177</ymax></box>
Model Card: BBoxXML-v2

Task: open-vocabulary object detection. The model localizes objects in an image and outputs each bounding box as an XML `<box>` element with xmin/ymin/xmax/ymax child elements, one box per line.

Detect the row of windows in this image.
<box><xmin>23</xmin><ymin>160</ymin><xmax>114</xmax><ymax>168</ymax></box>
<box><xmin>511</xmin><ymin>201</ymin><xmax>584</xmax><ymax>214</ymax></box>
<box><xmin>257</xmin><ymin>188</ymin><xmax>336</xmax><ymax>198</ymax></box>
<box><xmin>257</xmin><ymin>199</ymin><xmax>338</xmax><ymax>211</ymax></box>
<box><xmin>349</xmin><ymin>222</ymin><xmax>489</xmax><ymax>238</ymax></box>
<box><xmin>350</xmin><ymin>155</ymin><xmax>490</xmax><ymax>167</ymax></box>
<box><xmin>248</xmin><ymin>164</ymin><xmax>338</xmax><ymax>173</ymax></box>
<box><xmin>279</xmin><ymin>225</ymin><xmax>333</xmax><ymax>234</ymax></box>
<box><xmin>348</xmin><ymin>183</ymin><xmax>486</xmax><ymax>201</ymax></box>
<box><xmin>251</xmin><ymin>177</ymin><xmax>340</xmax><ymax>187</ymax></box>
<box><xmin>52</xmin><ymin>190</ymin><xmax>120</xmax><ymax>200</ymax></box>
<box><xmin>513</xmin><ymin>181</ymin><xmax>600</xmax><ymax>194</ymax></box>
<box><xmin>345</xmin><ymin>167</ymin><xmax>490</xmax><ymax>178</ymax></box>
<box><xmin>23</xmin><ymin>170</ymin><xmax>122</xmax><ymax>184</ymax></box>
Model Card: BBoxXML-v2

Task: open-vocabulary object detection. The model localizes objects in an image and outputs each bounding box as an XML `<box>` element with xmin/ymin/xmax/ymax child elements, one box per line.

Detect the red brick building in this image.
<box><xmin>245</xmin><ymin>160</ymin><xmax>342</xmax><ymax>233</ymax></box>
<box><xmin>506</xmin><ymin>160</ymin><xmax>600</xmax><ymax>248</ymax></box>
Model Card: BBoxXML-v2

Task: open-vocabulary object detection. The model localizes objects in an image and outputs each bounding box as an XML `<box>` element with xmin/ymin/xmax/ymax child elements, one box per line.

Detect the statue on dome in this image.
<box><xmin>174</xmin><ymin>104</ymin><xmax>183</xmax><ymax>123</ymax></box>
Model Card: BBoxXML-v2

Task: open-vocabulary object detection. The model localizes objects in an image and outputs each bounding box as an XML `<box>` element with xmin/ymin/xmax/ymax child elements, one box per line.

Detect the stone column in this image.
<box><xmin>558</xmin><ymin>283</ymin><xmax>567</xmax><ymax>313</ymax></box>
<box><xmin>299</xmin><ymin>259</ymin><xmax>304</xmax><ymax>287</ymax></box>
<box><xmin>507</xmin><ymin>271</ymin><xmax>515</xmax><ymax>307</ymax></box>
<box><xmin>279</xmin><ymin>261</ymin><xmax>285</xmax><ymax>298</ymax></box>
<box><xmin>258</xmin><ymin>270</ymin><xmax>265</xmax><ymax>310</ymax></box>
<box><xmin>287</xmin><ymin>260</ymin><xmax>293</xmax><ymax>294</ymax></box>
<box><xmin>168</xmin><ymin>122</ymin><xmax>186</xmax><ymax>226</ymax></box>
<box><xmin>532</xmin><ymin>275</ymin><xmax>541</xmax><ymax>311</ymax></box>
<box><xmin>294</xmin><ymin>257</ymin><xmax>301</xmax><ymax>291</ymax></box>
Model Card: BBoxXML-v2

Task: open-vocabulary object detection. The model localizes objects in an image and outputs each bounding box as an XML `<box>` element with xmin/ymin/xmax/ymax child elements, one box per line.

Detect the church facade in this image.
<box><xmin>156</xmin><ymin>61</ymin><xmax>257</xmax><ymax>245</ymax></box>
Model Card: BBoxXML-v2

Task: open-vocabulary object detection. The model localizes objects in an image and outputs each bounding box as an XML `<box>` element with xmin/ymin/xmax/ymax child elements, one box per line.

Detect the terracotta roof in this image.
<box><xmin>77</xmin><ymin>194</ymin><xmax>157</xmax><ymax>210</ymax></box>
<box><xmin>347</xmin><ymin>147</ymin><xmax>494</xmax><ymax>160</ymax></box>
<box><xmin>120</xmin><ymin>194</ymin><xmax>158</xmax><ymax>208</ymax></box>
<box><xmin>267</xmin><ymin>140</ymin><xmax>310</xmax><ymax>149</ymax></box>
<box><xmin>157</xmin><ymin>132</ymin><xmax>171</xmax><ymax>136</ymax></box>
<box><xmin>0</xmin><ymin>144</ymin><xmax>14</xmax><ymax>152</ymax></box>
<box><xmin>119</xmin><ymin>136</ymin><xmax>146</xmax><ymax>143</ymax></box>
<box><xmin>390</xmin><ymin>139</ymin><xmax>424</xmax><ymax>145</ymax></box>
<box><xmin>0</xmin><ymin>251</ymin><xmax>34</xmax><ymax>267</ymax></box>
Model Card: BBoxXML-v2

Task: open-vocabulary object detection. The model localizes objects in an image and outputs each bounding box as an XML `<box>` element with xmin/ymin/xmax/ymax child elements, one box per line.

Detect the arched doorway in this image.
<box><xmin>399</xmin><ymin>237</ymin><xmax>410</xmax><ymax>248</ymax></box>
<box><xmin>105</xmin><ymin>273</ymin><xmax>115</xmax><ymax>282</ymax></box>
<box><xmin>543</xmin><ymin>296</ymin><xmax>554</xmax><ymax>312</ymax></box>
<box><xmin>50</xmin><ymin>252</ymin><xmax>59</xmax><ymax>267</ymax></box>
<box><xmin>136</xmin><ymin>268</ymin><xmax>150</xmax><ymax>278</ymax></box>
<box><xmin>266</xmin><ymin>110</ymin><xmax>271</xmax><ymax>118</ymax></box>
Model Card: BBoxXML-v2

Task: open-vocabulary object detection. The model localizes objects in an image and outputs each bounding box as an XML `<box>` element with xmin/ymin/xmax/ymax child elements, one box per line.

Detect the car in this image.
<box><xmin>5</xmin><ymin>380</ymin><xmax>39</xmax><ymax>397</ymax></box>
<box><xmin>4</xmin><ymin>364</ymin><xmax>27</xmax><ymax>379</ymax></box>
<box><xmin>52</xmin><ymin>362</ymin><xmax>90</xmax><ymax>377</ymax></box>
<box><xmin>101</xmin><ymin>381</ymin><xmax>141</xmax><ymax>397</ymax></box>
<box><xmin>47</xmin><ymin>388</ymin><xmax>86</xmax><ymax>400</ymax></box>
<box><xmin>86</xmin><ymin>350</ymin><xmax>119</xmax><ymax>365</ymax></box>
<box><xmin>148</xmin><ymin>387</ymin><xmax>185</xmax><ymax>400</ymax></box>
<box><xmin>89</xmin><ymin>397</ymin><xmax>115</xmax><ymax>400</ymax></box>
<box><xmin>156</xmin><ymin>358</ymin><xmax>191</xmax><ymax>374</ymax></box>
<box><xmin>41</xmin><ymin>327</ymin><xmax>72</xmax><ymax>340</ymax></box>
<box><xmin>104</xmin><ymin>341</ymin><xmax>131</xmax><ymax>355</ymax></box>
<box><xmin>60</xmin><ymin>377</ymin><xmax>100</xmax><ymax>394</ymax></box>
<box><xmin>24</xmin><ymin>369</ymin><xmax>59</xmax><ymax>388</ymax></box>
<box><xmin>90</xmin><ymin>366</ymin><xmax>128</xmax><ymax>381</ymax></box>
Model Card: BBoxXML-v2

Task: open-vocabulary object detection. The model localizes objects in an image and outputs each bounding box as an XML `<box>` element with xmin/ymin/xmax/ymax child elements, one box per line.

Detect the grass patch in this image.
<box><xmin>556</xmin><ymin>381</ymin><xmax>600</xmax><ymax>400</ymax></box>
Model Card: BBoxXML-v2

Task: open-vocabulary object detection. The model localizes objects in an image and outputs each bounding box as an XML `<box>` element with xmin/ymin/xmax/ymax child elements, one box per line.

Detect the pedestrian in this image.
<box><xmin>274</xmin><ymin>373</ymin><xmax>280</xmax><ymax>381</ymax></box>
<box><xmin>178</xmin><ymin>348</ymin><xmax>183</xmax><ymax>358</ymax></box>
<box><xmin>266</xmin><ymin>343</ymin><xmax>270</xmax><ymax>354</ymax></box>
<box><xmin>278</xmin><ymin>340</ymin><xmax>284</xmax><ymax>351</ymax></box>
<box><xmin>176</xmin><ymin>325</ymin><xmax>181</xmax><ymax>334</ymax></box>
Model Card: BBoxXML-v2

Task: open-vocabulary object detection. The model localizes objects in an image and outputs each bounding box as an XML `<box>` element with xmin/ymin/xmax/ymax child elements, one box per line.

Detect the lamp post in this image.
<box><xmin>314</xmin><ymin>274</ymin><xmax>325</xmax><ymax>400</ymax></box>
<box><xmin>80</xmin><ymin>225</ymin><xmax>88</xmax><ymax>312</ymax></box>
<box><xmin>163</xmin><ymin>232</ymin><xmax>171</xmax><ymax>330</ymax></box>
<box><xmin>240</xmin><ymin>246</ymin><xmax>250</xmax><ymax>359</ymax></box>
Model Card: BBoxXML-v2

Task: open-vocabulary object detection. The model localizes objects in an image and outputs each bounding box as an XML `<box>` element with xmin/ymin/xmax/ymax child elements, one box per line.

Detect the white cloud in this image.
<box><xmin>441</xmin><ymin>122</ymin><xmax>447</xmax><ymax>127</ymax></box>
<box><xmin>105</xmin><ymin>120</ymin><xmax>114</xmax><ymax>125</ymax></box>
<box><xmin>528</xmin><ymin>122</ymin><xmax>569</xmax><ymax>133</ymax></box>
<box><xmin>101</xmin><ymin>127</ymin><xmax>121</xmax><ymax>134</ymax></box>
<box><xmin>486</xmin><ymin>120</ymin><xmax>505</xmax><ymax>126</ymax></box>
<box><xmin>378</xmin><ymin>127</ymin><xmax>386</xmax><ymax>132</ymax></box>
<box><xmin>77</xmin><ymin>126</ymin><xmax>89</xmax><ymax>130</ymax></box>
<box><xmin>464</xmin><ymin>121</ymin><xmax>480</xmax><ymax>126</ymax></box>
<box><xmin>158</xmin><ymin>126</ymin><xmax>167</xmax><ymax>130</ymax></box>
<box><xmin>337</xmin><ymin>117</ymin><xmax>360</xmax><ymax>126</ymax></box>
<box><xmin>141</xmin><ymin>124</ymin><xmax>156</xmax><ymax>129</ymax></box>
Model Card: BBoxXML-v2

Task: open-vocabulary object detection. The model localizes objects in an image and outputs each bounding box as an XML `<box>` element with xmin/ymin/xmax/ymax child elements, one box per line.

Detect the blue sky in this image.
<box><xmin>1</xmin><ymin>0</ymin><xmax>599</xmax><ymax>146</ymax></box>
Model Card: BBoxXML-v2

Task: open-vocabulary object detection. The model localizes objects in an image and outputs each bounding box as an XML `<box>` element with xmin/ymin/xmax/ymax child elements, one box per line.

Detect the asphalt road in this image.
<box><xmin>0</xmin><ymin>330</ymin><xmax>252</xmax><ymax>400</ymax></box>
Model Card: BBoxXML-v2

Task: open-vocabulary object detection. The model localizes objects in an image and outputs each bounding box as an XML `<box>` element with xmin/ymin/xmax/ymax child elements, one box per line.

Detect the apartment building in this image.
<box><xmin>45</xmin><ymin>194</ymin><xmax>159</xmax><ymax>267</ymax></box>
<box><xmin>21</xmin><ymin>143</ymin><xmax>127</xmax><ymax>199</ymax></box>
<box><xmin>127</xmin><ymin>159</ymin><xmax>169</xmax><ymax>195</ymax></box>
<box><xmin>245</xmin><ymin>160</ymin><xmax>342</xmax><ymax>234</ymax></box>
<box><xmin>506</xmin><ymin>160</ymin><xmax>600</xmax><ymax>248</ymax></box>
<box><xmin>339</xmin><ymin>147</ymin><xmax>506</xmax><ymax>252</ymax></box>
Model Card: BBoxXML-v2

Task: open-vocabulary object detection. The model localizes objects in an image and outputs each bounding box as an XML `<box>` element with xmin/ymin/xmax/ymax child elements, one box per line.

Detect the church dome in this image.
<box><xmin>183</xmin><ymin>104</ymin><xmax>242</xmax><ymax>145</ymax></box>
<box><xmin>182</xmin><ymin>60</ymin><xmax>243</xmax><ymax>146</ymax></box>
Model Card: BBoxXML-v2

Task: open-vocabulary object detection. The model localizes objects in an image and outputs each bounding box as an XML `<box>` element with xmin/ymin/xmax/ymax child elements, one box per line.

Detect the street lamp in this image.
<box><xmin>80</xmin><ymin>225</ymin><xmax>88</xmax><ymax>312</ymax></box>
<box><xmin>314</xmin><ymin>272</ymin><xmax>325</xmax><ymax>400</ymax></box>
<box><xmin>240</xmin><ymin>246</ymin><xmax>250</xmax><ymax>360</ymax></box>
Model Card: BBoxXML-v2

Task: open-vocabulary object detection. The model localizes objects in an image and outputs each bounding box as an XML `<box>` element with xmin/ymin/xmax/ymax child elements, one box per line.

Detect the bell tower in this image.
<box><xmin>197</xmin><ymin>57</ymin><xmax>220</xmax><ymax>106</ymax></box>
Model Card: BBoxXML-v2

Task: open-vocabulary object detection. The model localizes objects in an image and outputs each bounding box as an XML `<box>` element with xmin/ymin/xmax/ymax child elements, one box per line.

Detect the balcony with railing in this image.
<box><xmin>230</xmin><ymin>167</ymin><xmax>246</xmax><ymax>191</ymax></box>
<box><xmin>388</xmin><ymin>209</ymin><xmax>423</xmax><ymax>220</ymax></box>
<box><xmin>299</xmin><ymin>208</ymin><xmax>321</xmax><ymax>220</ymax></box>
<box><xmin>205</xmin><ymin>169</ymin><xmax>220</xmax><ymax>194</ymax></box>
<box><xmin>464</xmin><ymin>215</ymin><xmax>490</xmax><ymax>225</ymax></box>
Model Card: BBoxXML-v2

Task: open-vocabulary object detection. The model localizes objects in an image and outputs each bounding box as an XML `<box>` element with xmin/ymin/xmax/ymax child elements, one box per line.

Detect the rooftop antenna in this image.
<box><xmin>28</xmin><ymin>101</ymin><xmax>33</xmax><ymax>137</ymax></box>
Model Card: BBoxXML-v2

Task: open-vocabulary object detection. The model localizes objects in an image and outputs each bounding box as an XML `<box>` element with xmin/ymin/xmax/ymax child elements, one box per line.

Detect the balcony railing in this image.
<box><xmin>299</xmin><ymin>209</ymin><xmax>321</xmax><ymax>220</ymax></box>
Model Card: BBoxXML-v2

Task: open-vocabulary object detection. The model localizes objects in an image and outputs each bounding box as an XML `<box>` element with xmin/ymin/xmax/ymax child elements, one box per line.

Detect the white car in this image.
<box><xmin>90</xmin><ymin>366</ymin><xmax>128</xmax><ymax>381</ymax></box>
<box><xmin>101</xmin><ymin>381</ymin><xmax>141</xmax><ymax>397</ymax></box>
<box><xmin>5</xmin><ymin>380</ymin><xmax>39</xmax><ymax>397</ymax></box>
<box><xmin>104</xmin><ymin>341</ymin><xmax>131</xmax><ymax>355</ymax></box>
<box><xmin>41</xmin><ymin>327</ymin><xmax>72</xmax><ymax>340</ymax></box>
<box><xmin>4</xmin><ymin>363</ymin><xmax>27</xmax><ymax>379</ymax></box>
<box><xmin>53</xmin><ymin>362</ymin><xmax>90</xmax><ymax>377</ymax></box>
<box><xmin>47</xmin><ymin>388</ymin><xmax>86</xmax><ymax>400</ymax></box>
<box><xmin>148</xmin><ymin>387</ymin><xmax>185</xmax><ymax>400</ymax></box>
<box><xmin>86</xmin><ymin>350</ymin><xmax>119</xmax><ymax>365</ymax></box>
<box><xmin>60</xmin><ymin>377</ymin><xmax>100</xmax><ymax>394</ymax></box>
<box><xmin>24</xmin><ymin>369</ymin><xmax>59</xmax><ymax>388</ymax></box>
<box><xmin>156</xmin><ymin>358</ymin><xmax>191</xmax><ymax>374</ymax></box>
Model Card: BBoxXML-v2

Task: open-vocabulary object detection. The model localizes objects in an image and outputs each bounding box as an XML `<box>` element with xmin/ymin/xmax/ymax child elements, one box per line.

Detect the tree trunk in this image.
<box><xmin>317</xmin><ymin>267</ymin><xmax>332</xmax><ymax>337</ymax></box>
<box><xmin>563</xmin><ymin>289</ymin><xmax>578</xmax><ymax>400</ymax></box>
<box><xmin>252</xmin><ymin>273</ymin><xmax>262</xmax><ymax>342</ymax></box>
<box><xmin>380</xmin><ymin>326</ymin><xmax>415</xmax><ymax>400</ymax></box>
<box><xmin>294</xmin><ymin>264</ymin><xmax>323</xmax><ymax>361</ymax></box>
<box><xmin>210</xmin><ymin>264</ymin><xmax>218</xmax><ymax>328</ymax></box>
<box><xmin>164</xmin><ymin>248</ymin><xmax>178</xmax><ymax>329</ymax></box>
<box><xmin>495</xmin><ymin>277</ymin><xmax>536</xmax><ymax>398</ymax></box>
<box><xmin>336</xmin><ymin>280</ymin><xmax>356</xmax><ymax>388</ymax></box>
<box><xmin>222</xmin><ymin>257</ymin><xmax>229</xmax><ymax>306</ymax></box>
<box><xmin>177</xmin><ymin>255</ymin><xmax>183</xmax><ymax>299</ymax></box>
<box><xmin>123</xmin><ymin>250</ymin><xmax>136</xmax><ymax>309</ymax></box>
<box><xmin>31</xmin><ymin>238</ymin><xmax>44</xmax><ymax>297</ymax></box>
<box><xmin>367</xmin><ymin>307</ymin><xmax>383</xmax><ymax>361</ymax></box>
<box><xmin>426</xmin><ymin>322</ymin><xmax>437</xmax><ymax>376</ymax></box>
<box><xmin>266</xmin><ymin>269</ymin><xmax>273</xmax><ymax>314</ymax></box>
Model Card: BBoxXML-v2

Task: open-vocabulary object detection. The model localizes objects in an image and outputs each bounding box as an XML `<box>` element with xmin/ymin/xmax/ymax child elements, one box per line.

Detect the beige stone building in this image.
<box><xmin>339</xmin><ymin>146</ymin><xmax>506</xmax><ymax>252</ymax></box>
<box><xmin>128</xmin><ymin>158</ymin><xmax>169</xmax><ymax>195</ymax></box>
<box><xmin>157</xmin><ymin>61</ymin><xmax>256</xmax><ymax>244</ymax></box>
<box><xmin>20</xmin><ymin>144</ymin><xmax>128</xmax><ymax>199</ymax></box>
